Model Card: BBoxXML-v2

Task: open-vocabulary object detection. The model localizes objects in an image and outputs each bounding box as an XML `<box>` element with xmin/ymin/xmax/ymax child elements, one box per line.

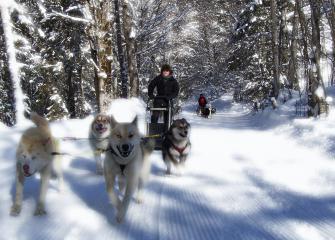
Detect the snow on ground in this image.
<box><xmin>1</xmin><ymin>93</ymin><xmax>335</xmax><ymax>240</ymax></box>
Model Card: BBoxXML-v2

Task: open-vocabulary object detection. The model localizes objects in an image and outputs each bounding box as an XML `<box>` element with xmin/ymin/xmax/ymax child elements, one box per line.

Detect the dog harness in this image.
<box><xmin>108</xmin><ymin>146</ymin><xmax>127</xmax><ymax>175</ymax></box>
<box><xmin>171</xmin><ymin>142</ymin><xmax>189</xmax><ymax>155</ymax></box>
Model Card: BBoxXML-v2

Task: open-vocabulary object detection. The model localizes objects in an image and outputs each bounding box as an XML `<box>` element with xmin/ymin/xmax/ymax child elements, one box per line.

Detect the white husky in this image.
<box><xmin>104</xmin><ymin>116</ymin><xmax>154</xmax><ymax>223</ymax></box>
<box><xmin>11</xmin><ymin>112</ymin><xmax>62</xmax><ymax>216</ymax></box>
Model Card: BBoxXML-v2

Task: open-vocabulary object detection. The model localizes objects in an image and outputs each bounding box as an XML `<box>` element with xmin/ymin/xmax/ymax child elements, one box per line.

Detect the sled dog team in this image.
<box><xmin>10</xmin><ymin>112</ymin><xmax>191</xmax><ymax>223</ymax></box>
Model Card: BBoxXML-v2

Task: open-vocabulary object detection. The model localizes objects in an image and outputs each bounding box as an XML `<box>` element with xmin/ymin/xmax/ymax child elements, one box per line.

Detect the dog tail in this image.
<box><xmin>30</xmin><ymin>112</ymin><xmax>50</xmax><ymax>130</ymax></box>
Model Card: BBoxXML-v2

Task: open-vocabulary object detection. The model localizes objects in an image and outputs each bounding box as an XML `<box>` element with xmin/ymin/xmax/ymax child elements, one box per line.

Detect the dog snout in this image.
<box><xmin>23</xmin><ymin>164</ymin><xmax>30</xmax><ymax>174</ymax></box>
<box><xmin>98</xmin><ymin>123</ymin><xmax>103</xmax><ymax>128</ymax></box>
<box><xmin>122</xmin><ymin>144</ymin><xmax>130</xmax><ymax>152</ymax></box>
<box><xmin>184</xmin><ymin>131</ymin><xmax>188</xmax><ymax>135</ymax></box>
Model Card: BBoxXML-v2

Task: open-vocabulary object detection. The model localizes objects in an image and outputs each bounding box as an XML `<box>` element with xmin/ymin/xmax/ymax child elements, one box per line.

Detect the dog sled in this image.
<box><xmin>146</xmin><ymin>97</ymin><xmax>174</xmax><ymax>150</ymax></box>
<box><xmin>196</xmin><ymin>104</ymin><xmax>216</xmax><ymax>118</ymax></box>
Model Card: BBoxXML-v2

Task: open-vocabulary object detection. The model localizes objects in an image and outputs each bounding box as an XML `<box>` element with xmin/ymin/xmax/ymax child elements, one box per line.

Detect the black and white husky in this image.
<box><xmin>162</xmin><ymin>118</ymin><xmax>191</xmax><ymax>175</ymax></box>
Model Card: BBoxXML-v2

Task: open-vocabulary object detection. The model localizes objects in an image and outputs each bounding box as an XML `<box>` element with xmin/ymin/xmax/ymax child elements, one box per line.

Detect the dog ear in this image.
<box><xmin>110</xmin><ymin>115</ymin><xmax>118</xmax><ymax>126</ymax></box>
<box><xmin>132</xmin><ymin>116</ymin><xmax>138</xmax><ymax>126</ymax></box>
<box><xmin>181</xmin><ymin>118</ymin><xmax>190</xmax><ymax>126</ymax></box>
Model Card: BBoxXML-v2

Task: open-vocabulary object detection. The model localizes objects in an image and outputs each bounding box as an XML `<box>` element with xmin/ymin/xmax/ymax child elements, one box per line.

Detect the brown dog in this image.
<box><xmin>89</xmin><ymin>114</ymin><xmax>112</xmax><ymax>174</ymax></box>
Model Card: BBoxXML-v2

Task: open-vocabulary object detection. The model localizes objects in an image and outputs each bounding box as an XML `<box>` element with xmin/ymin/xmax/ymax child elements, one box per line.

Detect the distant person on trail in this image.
<box><xmin>198</xmin><ymin>94</ymin><xmax>207</xmax><ymax>114</ymax></box>
<box><xmin>148</xmin><ymin>64</ymin><xmax>179</xmax><ymax>124</ymax></box>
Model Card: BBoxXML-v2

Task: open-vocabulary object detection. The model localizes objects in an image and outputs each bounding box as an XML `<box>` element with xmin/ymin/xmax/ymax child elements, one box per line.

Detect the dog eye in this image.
<box><xmin>116</xmin><ymin>134</ymin><xmax>122</xmax><ymax>139</ymax></box>
<box><xmin>128</xmin><ymin>134</ymin><xmax>134</xmax><ymax>138</ymax></box>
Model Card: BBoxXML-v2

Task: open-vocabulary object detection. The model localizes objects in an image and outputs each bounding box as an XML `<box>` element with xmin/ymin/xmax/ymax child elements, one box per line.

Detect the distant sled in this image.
<box><xmin>196</xmin><ymin>104</ymin><xmax>216</xmax><ymax>118</ymax></box>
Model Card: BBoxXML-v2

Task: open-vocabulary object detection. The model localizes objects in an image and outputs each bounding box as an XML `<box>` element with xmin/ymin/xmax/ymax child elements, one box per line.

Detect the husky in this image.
<box><xmin>89</xmin><ymin>114</ymin><xmax>112</xmax><ymax>174</ymax></box>
<box><xmin>162</xmin><ymin>118</ymin><xmax>191</xmax><ymax>175</ymax></box>
<box><xmin>104</xmin><ymin>116</ymin><xmax>154</xmax><ymax>223</ymax></box>
<box><xmin>10</xmin><ymin>113</ymin><xmax>63</xmax><ymax>216</ymax></box>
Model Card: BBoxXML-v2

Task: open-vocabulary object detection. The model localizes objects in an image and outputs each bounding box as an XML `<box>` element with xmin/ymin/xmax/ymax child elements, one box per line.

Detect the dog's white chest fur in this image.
<box><xmin>95</xmin><ymin>139</ymin><xmax>109</xmax><ymax>150</ymax></box>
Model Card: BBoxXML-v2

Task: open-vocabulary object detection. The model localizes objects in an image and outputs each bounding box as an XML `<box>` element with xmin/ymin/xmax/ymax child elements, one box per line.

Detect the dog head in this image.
<box><xmin>170</xmin><ymin>118</ymin><xmax>190</xmax><ymax>141</ymax></box>
<box><xmin>109</xmin><ymin>116</ymin><xmax>141</xmax><ymax>160</ymax></box>
<box><xmin>91</xmin><ymin>114</ymin><xmax>111</xmax><ymax>137</ymax></box>
<box><xmin>16</xmin><ymin>135</ymin><xmax>53</xmax><ymax>177</ymax></box>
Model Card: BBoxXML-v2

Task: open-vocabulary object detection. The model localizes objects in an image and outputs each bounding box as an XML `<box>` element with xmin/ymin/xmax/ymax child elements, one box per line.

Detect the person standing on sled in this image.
<box><xmin>148</xmin><ymin>64</ymin><xmax>179</xmax><ymax>126</ymax></box>
<box><xmin>198</xmin><ymin>93</ymin><xmax>207</xmax><ymax>115</ymax></box>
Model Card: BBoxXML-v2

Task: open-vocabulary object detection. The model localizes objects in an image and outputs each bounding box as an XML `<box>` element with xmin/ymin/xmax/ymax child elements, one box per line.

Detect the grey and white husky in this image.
<box><xmin>162</xmin><ymin>118</ymin><xmax>191</xmax><ymax>175</ymax></box>
<box><xmin>89</xmin><ymin>114</ymin><xmax>112</xmax><ymax>174</ymax></box>
<box><xmin>104</xmin><ymin>116</ymin><xmax>154</xmax><ymax>223</ymax></box>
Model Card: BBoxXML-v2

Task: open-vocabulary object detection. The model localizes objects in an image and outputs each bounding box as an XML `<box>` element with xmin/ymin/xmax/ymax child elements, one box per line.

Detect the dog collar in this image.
<box><xmin>120</xmin><ymin>164</ymin><xmax>126</xmax><ymax>175</ymax></box>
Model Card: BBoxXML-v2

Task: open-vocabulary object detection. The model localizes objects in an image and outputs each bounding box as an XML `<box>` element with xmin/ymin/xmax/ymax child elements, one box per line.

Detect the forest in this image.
<box><xmin>0</xmin><ymin>0</ymin><xmax>334</xmax><ymax>124</ymax></box>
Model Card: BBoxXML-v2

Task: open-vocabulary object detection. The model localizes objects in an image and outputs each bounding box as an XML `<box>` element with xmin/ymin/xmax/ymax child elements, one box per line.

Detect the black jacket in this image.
<box><xmin>148</xmin><ymin>75</ymin><xmax>179</xmax><ymax>100</ymax></box>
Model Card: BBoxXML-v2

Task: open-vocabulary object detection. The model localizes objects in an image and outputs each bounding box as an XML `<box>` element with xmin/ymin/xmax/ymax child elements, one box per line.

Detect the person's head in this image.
<box><xmin>200</xmin><ymin>94</ymin><xmax>203</xmax><ymax>97</ymax></box>
<box><xmin>160</xmin><ymin>64</ymin><xmax>173</xmax><ymax>77</ymax></box>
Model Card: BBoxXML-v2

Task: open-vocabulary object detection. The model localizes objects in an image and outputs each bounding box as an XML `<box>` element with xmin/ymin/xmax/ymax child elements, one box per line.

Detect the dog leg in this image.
<box><xmin>176</xmin><ymin>163</ymin><xmax>186</xmax><ymax>176</ymax></box>
<box><xmin>104</xmin><ymin>168</ymin><xmax>121</xmax><ymax>209</ymax></box>
<box><xmin>118</xmin><ymin>175</ymin><xmax>126</xmax><ymax>194</ymax></box>
<box><xmin>164</xmin><ymin>159</ymin><xmax>172</xmax><ymax>175</ymax></box>
<box><xmin>34</xmin><ymin>165</ymin><xmax>51</xmax><ymax>216</ymax></box>
<box><xmin>94</xmin><ymin>151</ymin><xmax>103</xmax><ymax>175</ymax></box>
<box><xmin>10</xmin><ymin>164</ymin><xmax>25</xmax><ymax>216</ymax></box>
<box><xmin>53</xmin><ymin>157</ymin><xmax>64</xmax><ymax>192</ymax></box>
<box><xmin>116</xmin><ymin>176</ymin><xmax>137</xmax><ymax>223</ymax></box>
<box><xmin>136</xmin><ymin>156</ymin><xmax>151</xmax><ymax>203</ymax></box>
<box><xmin>136</xmin><ymin>178</ymin><xmax>144</xmax><ymax>204</ymax></box>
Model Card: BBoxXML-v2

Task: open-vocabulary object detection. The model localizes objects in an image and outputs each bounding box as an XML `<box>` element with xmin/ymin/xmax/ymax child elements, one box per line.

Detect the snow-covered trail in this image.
<box><xmin>1</xmin><ymin>97</ymin><xmax>335</xmax><ymax>240</ymax></box>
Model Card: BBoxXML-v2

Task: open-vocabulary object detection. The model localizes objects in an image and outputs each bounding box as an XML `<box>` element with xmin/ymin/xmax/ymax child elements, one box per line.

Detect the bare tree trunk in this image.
<box><xmin>1</xmin><ymin>6</ymin><xmax>25</xmax><ymax>124</ymax></box>
<box><xmin>288</xmin><ymin>6</ymin><xmax>299</xmax><ymax>90</ymax></box>
<box><xmin>326</xmin><ymin>0</ymin><xmax>335</xmax><ymax>85</ymax></box>
<box><xmin>0</xmin><ymin>11</ymin><xmax>16</xmax><ymax>126</ymax></box>
<box><xmin>123</xmin><ymin>0</ymin><xmax>139</xmax><ymax>97</ymax></box>
<box><xmin>87</xmin><ymin>0</ymin><xmax>114</xmax><ymax>113</ymax></box>
<box><xmin>114</xmin><ymin>0</ymin><xmax>128</xmax><ymax>98</ymax></box>
<box><xmin>271</xmin><ymin>0</ymin><xmax>280</xmax><ymax>98</ymax></box>
<box><xmin>309</xmin><ymin>0</ymin><xmax>326</xmax><ymax>115</ymax></box>
<box><xmin>65</xmin><ymin>63</ymin><xmax>76</xmax><ymax>118</ymax></box>
<box><xmin>296</xmin><ymin>0</ymin><xmax>310</xmax><ymax>93</ymax></box>
<box><xmin>309</xmin><ymin>1</ymin><xmax>325</xmax><ymax>89</ymax></box>
<box><xmin>278</xmin><ymin>2</ymin><xmax>287</xmax><ymax>82</ymax></box>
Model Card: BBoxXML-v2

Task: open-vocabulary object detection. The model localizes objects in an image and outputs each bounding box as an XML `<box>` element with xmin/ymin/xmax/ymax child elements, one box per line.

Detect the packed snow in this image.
<box><xmin>1</xmin><ymin>92</ymin><xmax>335</xmax><ymax>240</ymax></box>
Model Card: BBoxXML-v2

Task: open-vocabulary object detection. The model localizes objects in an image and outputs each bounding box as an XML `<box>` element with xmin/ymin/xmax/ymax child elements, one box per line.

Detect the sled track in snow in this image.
<box><xmin>2</xmin><ymin>101</ymin><xmax>335</xmax><ymax>239</ymax></box>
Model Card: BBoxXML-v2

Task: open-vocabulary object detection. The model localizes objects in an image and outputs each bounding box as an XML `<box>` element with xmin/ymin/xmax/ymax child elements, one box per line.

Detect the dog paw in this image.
<box><xmin>165</xmin><ymin>169</ymin><xmax>172</xmax><ymax>175</ymax></box>
<box><xmin>135</xmin><ymin>197</ymin><xmax>143</xmax><ymax>204</ymax></box>
<box><xmin>10</xmin><ymin>204</ymin><xmax>21</xmax><ymax>216</ymax></box>
<box><xmin>58</xmin><ymin>181</ymin><xmax>65</xmax><ymax>193</ymax></box>
<box><xmin>34</xmin><ymin>204</ymin><xmax>47</xmax><ymax>216</ymax></box>
<box><xmin>116</xmin><ymin>211</ymin><xmax>125</xmax><ymax>223</ymax></box>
